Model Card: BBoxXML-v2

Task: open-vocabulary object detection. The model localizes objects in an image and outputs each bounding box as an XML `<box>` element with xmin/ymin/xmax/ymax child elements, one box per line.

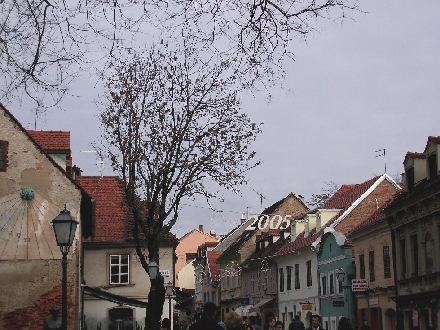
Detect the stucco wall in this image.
<box><xmin>0</xmin><ymin>108</ymin><xmax>82</xmax><ymax>329</ymax></box>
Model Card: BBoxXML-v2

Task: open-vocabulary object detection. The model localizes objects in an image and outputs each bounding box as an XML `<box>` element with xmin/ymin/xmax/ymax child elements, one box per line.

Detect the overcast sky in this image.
<box><xmin>8</xmin><ymin>0</ymin><xmax>440</xmax><ymax>237</ymax></box>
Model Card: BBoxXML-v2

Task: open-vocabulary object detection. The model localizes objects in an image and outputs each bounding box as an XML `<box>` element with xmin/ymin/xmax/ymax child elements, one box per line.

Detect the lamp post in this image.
<box><xmin>52</xmin><ymin>207</ymin><xmax>78</xmax><ymax>330</ymax></box>
<box><xmin>147</xmin><ymin>260</ymin><xmax>159</xmax><ymax>330</ymax></box>
<box><xmin>165</xmin><ymin>281</ymin><xmax>174</xmax><ymax>330</ymax></box>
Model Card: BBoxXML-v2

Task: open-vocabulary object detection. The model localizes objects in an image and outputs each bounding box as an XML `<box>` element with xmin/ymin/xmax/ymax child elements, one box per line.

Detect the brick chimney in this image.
<box><xmin>199</xmin><ymin>225</ymin><xmax>204</xmax><ymax>232</ymax></box>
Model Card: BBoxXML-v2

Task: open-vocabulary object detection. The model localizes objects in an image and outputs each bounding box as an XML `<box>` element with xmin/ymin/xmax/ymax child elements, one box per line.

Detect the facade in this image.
<box><xmin>385</xmin><ymin>136</ymin><xmax>440</xmax><ymax>330</ymax></box>
<box><xmin>0</xmin><ymin>104</ymin><xmax>93</xmax><ymax>329</ymax></box>
<box><xmin>317</xmin><ymin>230</ymin><xmax>355</xmax><ymax>330</ymax></box>
<box><xmin>78</xmin><ymin>176</ymin><xmax>178</xmax><ymax>329</ymax></box>
<box><xmin>217</xmin><ymin>193</ymin><xmax>308</xmax><ymax>324</ymax></box>
<box><xmin>274</xmin><ymin>211</ymin><xmax>326</xmax><ymax>329</ymax></box>
<box><xmin>242</xmin><ymin>231</ymin><xmax>286</xmax><ymax>327</ymax></box>
<box><xmin>175</xmin><ymin>226</ymin><xmax>219</xmax><ymax>288</ymax></box>
<box><xmin>194</xmin><ymin>242</ymin><xmax>220</xmax><ymax>310</ymax></box>
<box><xmin>349</xmin><ymin>203</ymin><xmax>397</xmax><ymax>330</ymax></box>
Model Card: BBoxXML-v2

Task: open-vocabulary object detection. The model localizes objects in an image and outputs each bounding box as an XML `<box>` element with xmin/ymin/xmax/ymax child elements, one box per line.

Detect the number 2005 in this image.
<box><xmin>245</xmin><ymin>215</ymin><xmax>292</xmax><ymax>231</ymax></box>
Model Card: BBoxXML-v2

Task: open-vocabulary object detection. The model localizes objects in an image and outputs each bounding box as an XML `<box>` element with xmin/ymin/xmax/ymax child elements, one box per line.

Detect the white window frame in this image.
<box><xmin>329</xmin><ymin>270</ymin><xmax>335</xmax><ymax>296</ymax></box>
<box><xmin>109</xmin><ymin>254</ymin><xmax>130</xmax><ymax>284</ymax></box>
<box><xmin>320</xmin><ymin>273</ymin><xmax>327</xmax><ymax>296</ymax></box>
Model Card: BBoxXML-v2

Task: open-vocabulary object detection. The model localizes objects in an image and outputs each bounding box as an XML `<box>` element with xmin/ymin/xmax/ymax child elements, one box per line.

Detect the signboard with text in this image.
<box><xmin>351</xmin><ymin>279</ymin><xmax>369</xmax><ymax>292</ymax></box>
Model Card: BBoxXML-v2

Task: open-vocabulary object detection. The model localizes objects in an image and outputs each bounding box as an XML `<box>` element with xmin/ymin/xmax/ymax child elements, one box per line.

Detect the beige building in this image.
<box><xmin>175</xmin><ymin>226</ymin><xmax>219</xmax><ymax>289</ymax></box>
<box><xmin>78</xmin><ymin>176</ymin><xmax>178</xmax><ymax>329</ymax></box>
<box><xmin>385</xmin><ymin>136</ymin><xmax>440</xmax><ymax>330</ymax></box>
<box><xmin>0</xmin><ymin>103</ymin><xmax>93</xmax><ymax>329</ymax></box>
<box><xmin>349</xmin><ymin>204</ymin><xmax>397</xmax><ymax>330</ymax></box>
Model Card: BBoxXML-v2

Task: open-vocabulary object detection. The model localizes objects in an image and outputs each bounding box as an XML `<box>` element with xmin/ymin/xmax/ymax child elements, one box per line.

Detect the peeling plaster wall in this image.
<box><xmin>0</xmin><ymin>109</ymin><xmax>82</xmax><ymax>329</ymax></box>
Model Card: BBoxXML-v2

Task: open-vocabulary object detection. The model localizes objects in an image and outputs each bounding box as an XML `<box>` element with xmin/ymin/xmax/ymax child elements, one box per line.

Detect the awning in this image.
<box><xmin>235</xmin><ymin>305</ymin><xmax>256</xmax><ymax>316</ymax></box>
<box><xmin>83</xmin><ymin>285</ymin><xmax>148</xmax><ymax>308</ymax></box>
<box><xmin>250</xmin><ymin>298</ymin><xmax>274</xmax><ymax>312</ymax></box>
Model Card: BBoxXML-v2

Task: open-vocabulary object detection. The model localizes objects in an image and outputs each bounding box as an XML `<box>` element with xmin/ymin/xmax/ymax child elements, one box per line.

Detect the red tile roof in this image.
<box><xmin>78</xmin><ymin>176</ymin><xmax>178</xmax><ymax>244</ymax></box>
<box><xmin>78</xmin><ymin>176</ymin><xmax>130</xmax><ymax>243</ymax></box>
<box><xmin>322</xmin><ymin>176</ymin><xmax>379</xmax><ymax>209</ymax></box>
<box><xmin>27</xmin><ymin>130</ymin><xmax>72</xmax><ymax>168</ymax></box>
<box><xmin>26</xmin><ymin>130</ymin><xmax>71</xmax><ymax>152</ymax></box>
<box><xmin>207</xmin><ymin>251</ymin><xmax>222</xmax><ymax>281</ymax></box>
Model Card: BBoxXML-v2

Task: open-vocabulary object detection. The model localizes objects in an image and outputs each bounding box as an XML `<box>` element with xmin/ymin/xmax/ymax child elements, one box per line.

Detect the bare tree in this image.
<box><xmin>308</xmin><ymin>181</ymin><xmax>339</xmax><ymax>208</ymax></box>
<box><xmin>1</xmin><ymin>0</ymin><xmax>360</xmax><ymax>108</ymax></box>
<box><xmin>100</xmin><ymin>42</ymin><xmax>261</xmax><ymax>329</ymax></box>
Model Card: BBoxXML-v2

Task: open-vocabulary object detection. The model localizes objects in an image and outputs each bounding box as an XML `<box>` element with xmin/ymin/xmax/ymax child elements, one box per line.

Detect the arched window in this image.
<box><xmin>108</xmin><ymin>307</ymin><xmax>134</xmax><ymax>330</ymax></box>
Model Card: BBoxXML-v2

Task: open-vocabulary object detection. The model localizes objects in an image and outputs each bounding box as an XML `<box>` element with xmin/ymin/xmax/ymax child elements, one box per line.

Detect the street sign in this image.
<box><xmin>351</xmin><ymin>279</ymin><xmax>369</xmax><ymax>292</ymax></box>
<box><xmin>302</xmin><ymin>304</ymin><xmax>312</xmax><ymax>311</ymax></box>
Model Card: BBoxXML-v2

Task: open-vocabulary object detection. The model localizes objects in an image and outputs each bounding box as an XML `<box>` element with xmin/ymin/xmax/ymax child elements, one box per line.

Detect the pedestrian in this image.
<box><xmin>224</xmin><ymin>311</ymin><xmax>243</xmax><ymax>330</ymax></box>
<box><xmin>360</xmin><ymin>319</ymin><xmax>371</xmax><ymax>330</ymax></box>
<box><xmin>44</xmin><ymin>305</ymin><xmax>62</xmax><ymax>330</ymax></box>
<box><xmin>189</xmin><ymin>302</ymin><xmax>224</xmax><ymax>330</ymax></box>
<box><xmin>289</xmin><ymin>315</ymin><xmax>305</xmax><ymax>330</ymax></box>
<box><xmin>337</xmin><ymin>317</ymin><xmax>353</xmax><ymax>330</ymax></box>
<box><xmin>275</xmin><ymin>321</ymin><xmax>284</xmax><ymax>330</ymax></box>
<box><xmin>250</xmin><ymin>315</ymin><xmax>261</xmax><ymax>330</ymax></box>
<box><xmin>243</xmin><ymin>316</ymin><xmax>255</xmax><ymax>330</ymax></box>
<box><xmin>264</xmin><ymin>317</ymin><xmax>276</xmax><ymax>330</ymax></box>
<box><xmin>161</xmin><ymin>318</ymin><xmax>171</xmax><ymax>330</ymax></box>
<box><xmin>305</xmin><ymin>315</ymin><xmax>325</xmax><ymax>330</ymax></box>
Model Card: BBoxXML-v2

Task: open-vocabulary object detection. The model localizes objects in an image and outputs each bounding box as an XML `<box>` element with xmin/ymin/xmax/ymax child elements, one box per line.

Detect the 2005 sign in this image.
<box><xmin>245</xmin><ymin>214</ymin><xmax>292</xmax><ymax>231</ymax></box>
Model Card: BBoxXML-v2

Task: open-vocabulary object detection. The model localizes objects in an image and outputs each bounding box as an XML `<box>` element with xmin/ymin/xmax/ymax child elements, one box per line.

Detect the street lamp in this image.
<box><xmin>52</xmin><ymin>207</ymin><xmax>78</xmax><ymax>330</ymax></box>
<box><xmin>165</xmin><ymin>281</ymin><xmax>174</xmax><ymax>330</ymax></box>
<box><xmin>147</xmin><ymin>260</ymin><xmax>159</xmax><ymax>330</ymax></box>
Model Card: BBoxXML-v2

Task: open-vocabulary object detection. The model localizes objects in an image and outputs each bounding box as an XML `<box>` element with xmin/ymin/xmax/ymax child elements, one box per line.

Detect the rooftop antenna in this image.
<box><xmin>375</xmin><ymin>149</ymin><xmax>386</xmax><ymax>173</ymax></box>
<box><xmin>251</xmin><ymin>187</ymin><xmax>266</xmax><ymax>213</ymax></box>
<box><xmin>81</xmin><ymin>146</ymin><xmax>105</xmax><ymax>178</ymax></box>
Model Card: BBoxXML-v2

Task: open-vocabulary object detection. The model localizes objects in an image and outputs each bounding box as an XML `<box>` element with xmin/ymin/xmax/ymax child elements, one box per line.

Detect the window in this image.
<box><xmin>110</xmin><ymin>254</ymin><xmax>129</xmax><ymax>284</ymax></box>
<box><xmin>306</xmin><ymin>260</ymin><xmax>312</xmax><ymax>287</ymax></box>
<box><xmin>400</xmin><ymin>238</ymin><xmax>407</xmax><ymax>278</ymax></box>
<box><xmin>329</xmin><ymin>272</ymin><xmax>335</xmax><ymax>295</ymax></box>
<box><xmin>425</xmin><ymin>232</ymin><xmax>434</xmax><ymax>274</ymax></box>
<box><xmin>411</xmin><ymin>234</ymin><xmax>418</xmax><ymax>276</ymax></box>
<box><xmin>286</xmin><ymin>266</ymin><xmax>292</xmax><ymax>290</ymax></box>
<box><xmin>336</xmin><ymin>273</ymin><xmax>343</xmax><ymax>294</ymax></box>
<box><xmin>279</xmin><ymin>268</ymin><xmax>285</xmax><ymax>292</ymax></box>
<box><xmin>383</xmin><ymin>245</ymin><xmax>391</xmax><ymax>278</ymax></box>
<box><xmin>369</xmin><ymin>250</ymin><xmax>375</xmax><ymax>282</ymax></box>
<box><xmin>0</xmin><ymin>140</ymin><xmax>8</xmax><ymax>172</ymax></box>
<box><xmin>406</xmin><ymin>167</ymin><xmax>415</xmax><ymax>192</ymax></box>
<box><xmin>359</xmin><ymin>254</ymin><xmax>365</xmax><ymax>279</ymax></box>
<box><xmin>320</xmin><ymin>274</ymin><xmax>327</xmax><ymax>296</ymax></box>
<box><xmin>428</xmin><ymin>153</ymin><xmax>437</xmax><ymax>180</ymax></box>
<box><xmin>294</xmin><ymin>264</ymin><xmax>300</xmax><ymax>290</ymax></box>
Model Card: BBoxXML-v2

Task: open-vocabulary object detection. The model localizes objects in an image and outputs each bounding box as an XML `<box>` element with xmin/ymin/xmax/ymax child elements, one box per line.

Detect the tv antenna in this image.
<box><xmin>81</xmin><ymin>147</ymin><xmax>105</xmax><ymax>178</ymax></box>
<box><xmin>251</xmin><ymin>187</ymin><xmax>266</xmax><ymax>213</ymax></box>
<box><xmin>375</xmin><ymin>149</ymin><xmax>386</xmax><ymax>173</ymax></box>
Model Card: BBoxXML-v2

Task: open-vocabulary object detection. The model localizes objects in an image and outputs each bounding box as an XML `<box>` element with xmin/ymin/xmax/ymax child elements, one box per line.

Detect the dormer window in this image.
<box><xmin>406</xmin><ymin>167</ymin><xmax>415</xmax><ymax>192</ymax></box>
<box><xmin>0</xmin><ymin>140</ymin><xmax>8</xmax><ymax>172</ymax></box>
<box><xmin>427</xmin><ymin>153</ymin><xmax>437</xmax><ymax>181</ymax></box>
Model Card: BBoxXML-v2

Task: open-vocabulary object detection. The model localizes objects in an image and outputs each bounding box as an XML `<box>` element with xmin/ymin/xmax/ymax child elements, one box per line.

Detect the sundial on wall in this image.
<box><xmin>0</xmin><ymin>187</ymin><xmax>61</xmax><ymax>260</ymax></box>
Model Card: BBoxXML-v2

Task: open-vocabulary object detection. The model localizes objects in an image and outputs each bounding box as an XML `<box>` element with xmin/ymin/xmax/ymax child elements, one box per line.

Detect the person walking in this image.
<box><xmin>224</xmin><ymin>311</ymin><xmax>243</xmax><ymax>330</ymax></box>
<box><xmin>337</xmin><ymin>317</ymin><xmax>353</xmax><ymax>330</ymax></box>
<box><xmin>189</xmin><ymin>302</ymin><xmax>224</xmax><ymax>330</ymax></box>
<box><xmin>243</xmin><ymin>317</ymin><xmax>255</xmax><ymax>330</ymax></box>
<box><xmin>289</xmin><ymin>315</ymin><xmax>305</xmax><ymax>330</ymax></box>
<box><xmin>264</xmin><ymin>317</ymin><xmax>276</xmax><ymax>330</ymax></box>
<box><xmin>360</xmin><ymin>319</ymin><xmax>371</xmax><ymax>330</ymax></box>
<box><xmin>305</xmin><ymin>315</ymin><xmax>325</xmax><ymax>330</ymax></box>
